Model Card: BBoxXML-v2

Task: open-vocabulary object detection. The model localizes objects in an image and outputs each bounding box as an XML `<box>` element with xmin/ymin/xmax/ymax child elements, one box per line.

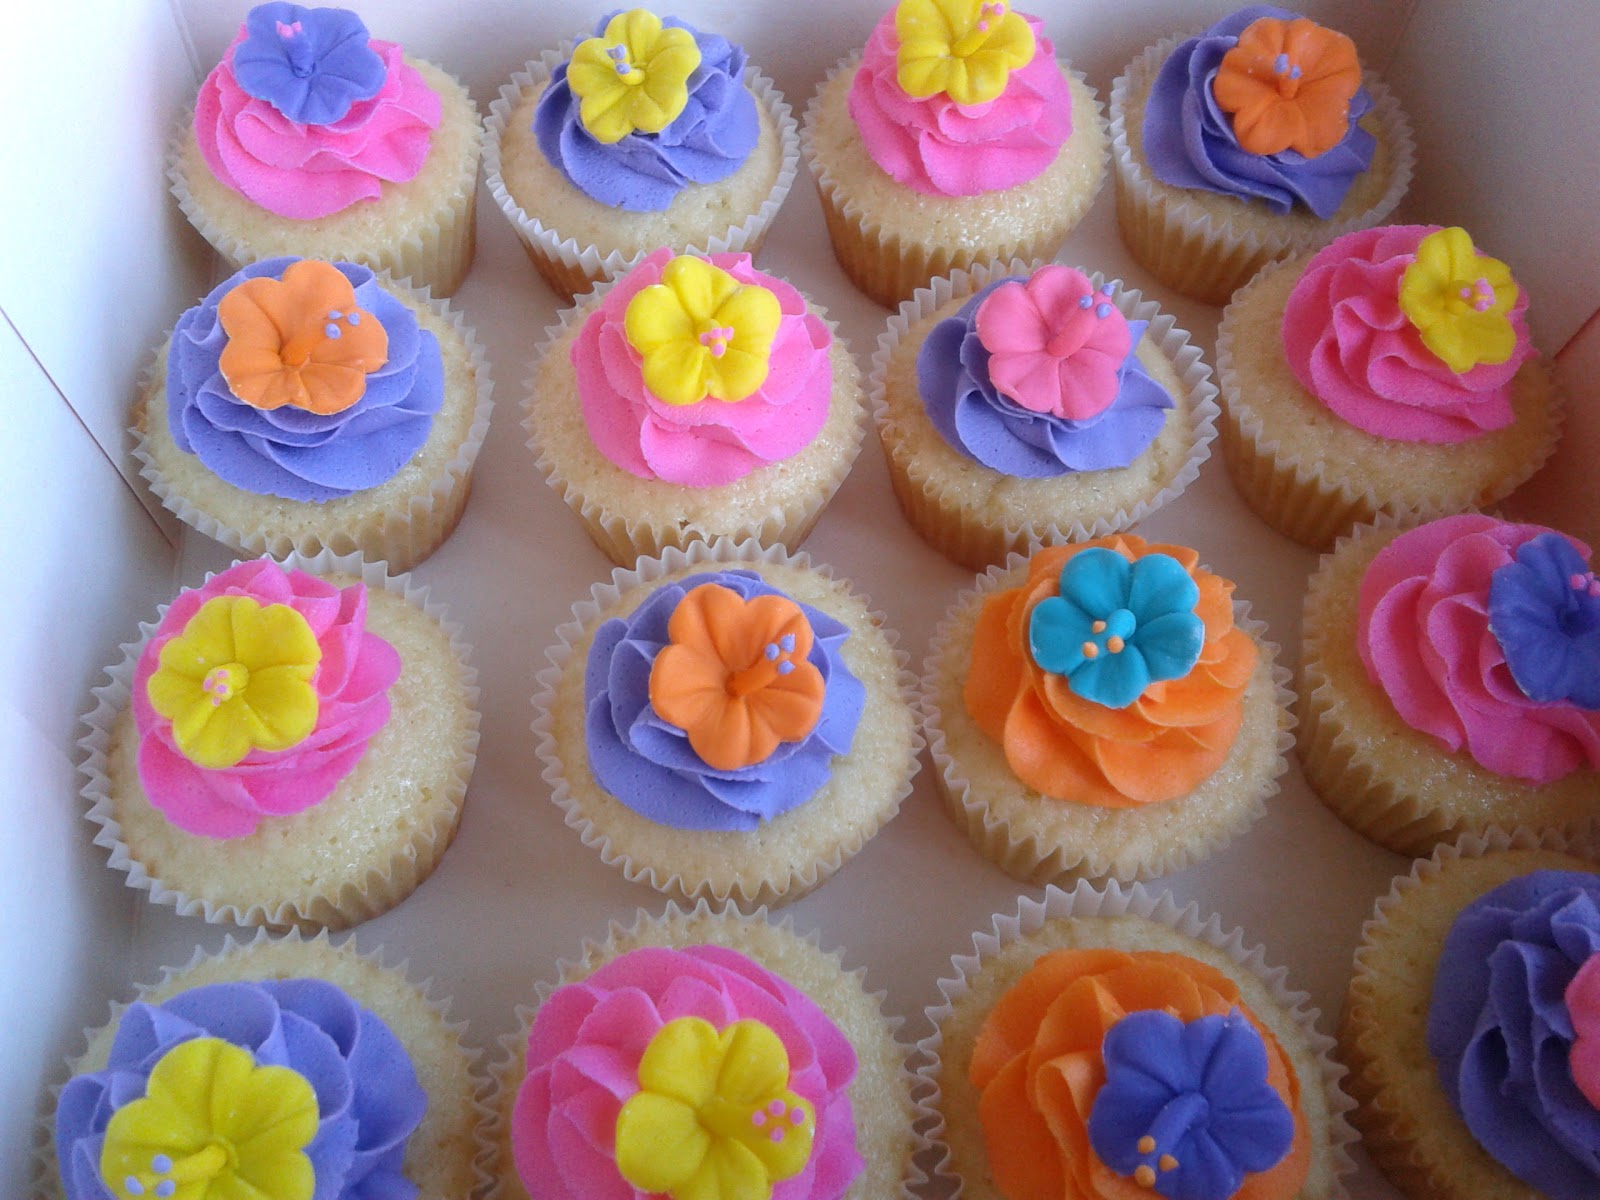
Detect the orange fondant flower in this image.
<box><xmin>217</xmin><ymin>259</ymin><xmax>388</xmax><ymax>415</ymax></box>
<box><xmin>1212</xmin><ymin>16</ymin><xmax>1361</xmax><ymax>159</ymax></box>
<box><xmin>649</xmin><ymin>583</ymin><xmax>825</xmax><ymax>771</ymax></box>
<box><xmin>968</xmin><ymin>948</ymin><xmax>1310</xmax><ymax>1200</ymax></box>
<box><xmin>963</xmin><ymin>536</ymin><xmax>1257</xmax><ymax>807</ymax></box>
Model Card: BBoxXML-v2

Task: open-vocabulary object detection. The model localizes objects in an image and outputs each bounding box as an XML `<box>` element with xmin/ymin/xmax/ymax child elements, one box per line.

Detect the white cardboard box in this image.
<box><xmin>5</xmin><ymin>1</ymin><xmax>1598</xmax><ymax>1195</ymax></box>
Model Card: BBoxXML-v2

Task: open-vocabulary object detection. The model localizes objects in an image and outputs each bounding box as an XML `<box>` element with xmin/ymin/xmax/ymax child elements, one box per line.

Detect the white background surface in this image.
<box><xmin>4</xmin><ymin>1</ymin><xmax>1599</xmax><ymax>1196</ymax></box>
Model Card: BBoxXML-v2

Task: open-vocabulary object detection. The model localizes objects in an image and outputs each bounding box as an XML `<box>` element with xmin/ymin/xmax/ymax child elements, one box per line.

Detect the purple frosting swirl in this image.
<box><xmin>918</xmin><ymin>278</ymin><xmax>1174</xmax><ymax>477</ymax></box>
<box><xmin>583</xmin><ymin>569</ymin><xmax>865</xmax><ymax>831</ymax></box>
<box><xmin>55</xmin><ymin>979</ymin><xmax>427</xmax><ymax>1200</ymax></box>
<box><xmin>1427</xmin><ymin>870</ymin><xmax>1600</xmax><ymax>1200</ymax></box>
<box><xmin>166</xmin><ymin>257</ymin><xmax>443</xmax><ymax>503</ymax></box>
<box><xmin>1142</xmin><ymin>5</ymin><xmax>1376</xmax><ymax>218</ymax></box>
<box><xmin>534</xmin><ymin>14</ymin><xmax>760</xmax><ymax>212</ymax></box>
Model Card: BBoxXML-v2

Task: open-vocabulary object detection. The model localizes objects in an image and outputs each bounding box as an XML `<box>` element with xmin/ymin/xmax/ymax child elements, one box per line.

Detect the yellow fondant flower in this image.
<box><xmin>146</xmin><ymin>595</ymin><xmax>321</xmax><ymax>770</ymax></box>
<box><xmin>615</xmin><ymin>1017</ymin><xmax>814</xmax><ymax>1200</ymax></box>
<box><xmin>895</xmin><ymin>0</ymin><xmax>1036</xmax><ymax>106</ymax></box>
<box><xmin>568</xmin><ymin>9</ymin><xmax>702</xmax><ymax>144</ymax></box>
<box><xmin>217</xmin><ymin>259</ymin><xmax>388</xmax><ymax>416</ymax></box>
<box><xmin>624</xmin><ymin>256</ymin><xmax>781</xmax><ymax>406</ymax></box>
<box><xmin>1399</xmin><ymin>226</ymin><xmax>1521</xmax><ymax>374</ymax></box>
<box><xmin>100</xmin><ymin>1037</ymin><xmax>318</xmax><ymax>1200</ymax></box>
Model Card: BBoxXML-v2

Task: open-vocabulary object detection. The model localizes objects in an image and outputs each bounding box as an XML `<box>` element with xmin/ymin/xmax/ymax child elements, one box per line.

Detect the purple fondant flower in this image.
<box><xmin>232</xmin><ymin>3</ymin><xmax>388</xmax><ymax>126</ymax></box>
<box><xmin>1488</xmin><ymin>531</ymin><xmax>1600</xmax><ymax>709</ymax></box>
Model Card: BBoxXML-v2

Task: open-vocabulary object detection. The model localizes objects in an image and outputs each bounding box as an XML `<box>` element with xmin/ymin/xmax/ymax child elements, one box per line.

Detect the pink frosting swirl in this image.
<box><xmin>194</xmin><ymin>32</ymin><xmax>441</xmax><ymax>220</ymax></box>
<box><xmin>574</xmin><ymin>249</ymin><xmax>834</xmax><ymax>487</ymax></box>
<box><xmin>1281</xmin><ymin>225</ymin><xmax>1535</xmax><ymax>444</ymax></box>
<box><xmin>132</xmin><ymin>559</ymin><xmax>401</xmax><ymax>839</ymax></box>
<box><xmin>511</xmin><ymin>944</ymin><xmax>862</xmax><ymax>1200</ymax></box>
<box><xmin>846</xmin><ymin>10</ymin><xmax>1072</xmax><ymax>197</ymax></box>
<box><xmin>1357</xmin><ymin>515</ymin><xmax>1600</xmax><ymax>784</ymax></box>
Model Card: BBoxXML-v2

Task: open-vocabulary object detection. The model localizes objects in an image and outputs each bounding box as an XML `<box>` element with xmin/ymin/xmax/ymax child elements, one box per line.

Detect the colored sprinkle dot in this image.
<box><xmin>1134</xmin><ymin>1165</ymin><xmax>1157</xmax><ymax>1188</ymax></box>
<box><xmin>1100</xmin><ymin>282</ymin><xmax>1115</xmax><ymax>296</ymax></box>
<box><xmin>1136</xmin><ymin>1136</ymin><xmax>1155</xmax><ymax>1154</ymax></box>
<box><xmin>1459</xmin><ymin>286</ymin><xmax>1474</xmax><ymax>300</ymax></box>
<box><xmin>346</xmin><ymin>311</ymin><xmax>360</xmax><ymax>326</ymax></box>
<box><xmin>124</xmin><ymin>1180</ymin><xmax>144</xmax><ymax>1197</ymax></box>
<box><xmin>1158</xmin><ymin>1154</ymin><xmax>1179</xmax><ymax>1172</ymax></box>
<box><xmin>768</xmin><ymin>1099</ymin><xmax>786</xmax><ymax>1115</ymax></box>
<box><xmin>615</xmin><ymin>62</ymin><xmax>629</xmax><ymax>74</ymax></box>
<box><xmin>1096</xmin><ymin>303</ymin><xmax>1112</xmax><ymax>319</ymax></box>
<box><xmin>1078</xmin><ymin>294</ymin><xmax>1093</xmax><ymax>309</ymax></box>
<box><xmin>1273</xmin><ymin>53</ymin><xmax>1290</xmax><ymax>73</ymax></box>
<box><xmin>790</xmin><ymin>1106</ymin><xmax>805</xmax><ymax>1124</ymax></box>
<box><xmin>327</xmin><ymin>310</ymin><xmax>343</xmax><ymax>321</ymax></box>
<box><xmin>975</xmin><ymin>19</ymin><xmax>988</xmax><ymax>31</ymax></box>
<box><xmin>1289</xmin><ymin>64</ymin><xmax>1302</xmax><ymax>79</ymax></box>
<box><xmin>780</xmin><ymin>633</ymin><xmax>796</xmax><ymax>652</ymax></box>
<box><xmin>769</xmin><ymin>1127</ymin><xmax>785</xmax><ymax>1143</ymax></box>
<box><xmin>1572</xmin><ymin>574</ymin><xmax>1587</xmax><ymax>589</ymax></box>
<box><xmin>752</xmin><ymin>1110</ymin><xmax>767</xmax><ymax>1126</ymax></box>
<box><xmin>151</xmin><ymin>1156</ymin><xmax>173</xmax><ymax>1173</ymax></box>
<box><xmin>325</xmin><ymin>323</ymin><xmax>342</xmax><ymax>339</ymax></box>
<box><xmin>765</xmin><ymin>642</ymin><xmax>780</xmax><ymax>660</ymax></box>
<box><xmin>1082</xmin><ymin>641</ymin><xmax>1099</xmax><ymax>659</ymax></box>
<box><xmin>777</xmin><ymin>661</ymin><xmax>795</xmax><ymax>675</ymax></box>
<box><xmin>1092</xmin><ymin>620</ymin><xmax>1107</xmax><ymax>633</ymax></box>
<box><xmin>155</xmin><ymin>1185</ymin><xmax>176</xmax><ymax>1199</ymax></box>
<box><xmin>1107</xmin><ymin>635</ymin><xmax>1125</xmax><ymax>654</ymax></box>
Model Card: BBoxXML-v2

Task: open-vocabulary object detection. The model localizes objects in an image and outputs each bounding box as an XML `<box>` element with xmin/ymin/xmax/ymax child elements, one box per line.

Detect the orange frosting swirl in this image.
<box><xmin>968</xmin><ymin>948</ymin><xmax>1310</xmax><ymax>1200</ymax></box>
<box><xmin>964</xmin><ymin>536</ymin><xmax>1257</xmax><ymax>807</ymax></box>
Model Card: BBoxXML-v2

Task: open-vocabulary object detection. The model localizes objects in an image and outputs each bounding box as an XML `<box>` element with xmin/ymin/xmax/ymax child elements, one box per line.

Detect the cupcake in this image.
<box><xmin>79</xmin><ymin>552</ymin><xmax>479</xmax><ymax>930</ymax></box>
<box><xmin>170</xmin><ymin>3</ymin><xmax>483</xmax><ymax>297</ymax></box>
<box><xmin>924</xmin><ymin>534</ymin><xmax>1292</xmax><ymax>884</ymax></box>
<box><xmin>133</xmin><ymin>256</ymin><xmax>493</xmax><ymax>573</ymax></box>
<box><xmin>872</xmin><ymin>260</ymin><xmax>1218</xmax><ymax>572</ymax></box>
<box><xmin>923</xmin><ymin>882</ymin><xmax>1356</xmax><ymax>1200</ymax></box>
<box><xmin>488</xmin><ymin>901</ymin><xmax>917</xmax><ymax>1200</ymax></box>
<box><xmin>1110</xmin><ymin>4</ymin><xmax>1413</xmax><ymax>305</ymax></box>
<box><xmin>533</xmin><ymin>538</ymin><xmax>920</xmax><ymax>908</ymax></box>
<box><xmin>1343</xmin><ymin>835</ymin><xmax>1600</xmax><ymax>1200</ymax></box>
<box><xmin>45</xmin><ymin>930</ymin><xmax>484</xmax><ymax>1200</ymax></box>
<box><xmin>527</xmin><ymin>248</ymin><xmax>866</xmax><ymax>565</ymax></box>
<box><xmin>1218</xmin><ymin>224</ymin><xmax>1562</xmax><ymax>549</ymax></box>
<box><xmin>802</xmin><ymin>0</ymin><xmax>1108</xmax><ymax>309</ymax></box>
<box><xmin>485</xmin><ymin>8</ymin><xmax>799</xmax><ymax>303</ymax></box>
<box><xmin>1299</xmin><ymin>514</ymin><xmax>1600</xmax><ymax>858</ymax></box>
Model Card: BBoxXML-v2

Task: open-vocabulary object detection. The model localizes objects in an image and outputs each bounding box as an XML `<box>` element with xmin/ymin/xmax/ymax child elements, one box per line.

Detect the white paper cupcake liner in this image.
<box><xmin>917</xmin><ymin>880</ymin><xmax>1360</xmax><ymax>1199</ymax></box>
<box><xmin>167</xmin><ymin>70</ymin><xmax>485</xmax><ymax>298</ymax></box>
<box><xmin>524</xmin><ymin>272</ymin><xmax>867</xmax><ymax>566</ymax></box>
<box><xmin>132</xmin><ymin>271</ymin><xmax>495</xmax><ymax>574</ymax></box>
<box><xmin>1216</xmin><ymin>264</ymin><xmax>1568</xmax><ymax>550</ymax></box>
<box><xmin>1110</xmin><ymin>36</ymin><xmax>1415</xmax><ymax>306</ymax></box>
<box><xmin>478</xmin><ymin>898</ymin><xmax>925</xmax><ymax>1200</ymax></box>
<box><xmin>484</xmin><ymin>44</ymin><xmax>801</xmax><ymax>303</ymax></box>
<box><xmin>800</xmin><ymin>54</ymin><xmax>1108</xmax><ymax>311</ymax></box>
<box><xmin>531</xmin><ymin>537</ymin><xmax>922</xmax><ymax>909</ymax></box>
<box><xmin>869</xmin><ymin>257</ymin><xmax>1221</xmax><ymax>572</ymax></box>
<box><xmin>1342</xmin><ymin>827</ymin><xmax>1597</xmax><ymax>1197</ymax></box>
<box><xmin>35</xmin><ymin>926</ymin><xmax>494</xmax><ymax>1200</ymax></box>
<box><xmin>1297</xmin><ymin>513</ymin><xmax>1596</xmax><ymax>856</ymax></box>
<box><xmin>77</xmin><ymin>549</ymin><xmax>481</xmax><ymax>932</ymax></box>
<box><xmin>921</xmin><ymin>549</ymin><xmax>1295</xmax><ymax>884</ymax></box>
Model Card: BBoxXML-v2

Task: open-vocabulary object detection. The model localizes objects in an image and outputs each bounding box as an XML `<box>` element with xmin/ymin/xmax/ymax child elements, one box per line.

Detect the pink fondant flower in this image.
<box><xmin>132</xmin><ymin>559</ymin><xmax>400</xmax><ymax>839</ymax></box>
<box><xmin>974</xmin><ymin>265</ymin><xmax>1132</xmax><ymax>420</ymax></box>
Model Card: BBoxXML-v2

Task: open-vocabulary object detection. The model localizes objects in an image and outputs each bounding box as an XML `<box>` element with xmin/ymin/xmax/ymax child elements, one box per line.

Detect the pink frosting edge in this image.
<box><xmin>846</xmin><ymin>10</ymin><xmax>1073</xmax><ymax>197</ymax></box>
<box><xmin>571</xmin><ymin>249</ymin><xmax>835</xmax><ymax>487</ymax></box>
<box><xmin>1280</xmin><ymin>225</ymin><xmax>1536</xmax><ymax>445</ymax></box>
<box><xmin>1354</xmin><ymin>515</ymin><xmax>1600</xmax><ymax>784</ymax></box>
<box><xmin>194</xmin><ymin>33</ymin><xmax>441</xmax><ymax>220</ymax></box>
<box><xmin>509</xmin><ymin>944</ymin><xmax>863</xmax><ymax>1200</ymax></box>
<box><xmin>130</xmin><ymin>559</ymin><xmax>400</xmax><ymax>839</ymax></box>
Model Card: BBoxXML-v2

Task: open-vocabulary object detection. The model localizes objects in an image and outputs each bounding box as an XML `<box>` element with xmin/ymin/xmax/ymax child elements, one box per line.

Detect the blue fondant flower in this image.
<box><xmin>1028</xmin><ymin>548</ymin><xmax>1205</xmax><ymax>709</ymax></box>
<box><xmin>1488</xmin><ymin>532</ymin><xmax>1600</xmax><ymax>709</ymax></box>
<box><xmin>1087</xmin><ymin>1009</ymin><xmax>1295</xmax><ymax>1200</ymax></box>
<box><xmin>232</xmin><ymin>3</ymin><xmax>387</xmax><ymax>126</ymax></box>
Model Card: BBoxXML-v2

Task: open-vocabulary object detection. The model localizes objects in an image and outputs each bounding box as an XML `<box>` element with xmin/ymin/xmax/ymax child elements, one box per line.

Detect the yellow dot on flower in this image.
<box><xmin>1082</xmin><ymin>642</ymin><xmax>1099</xmax><ymax>659</ymax></box>
<box><xmin>1107</xmin><ymin>635</ymin><xmax>1125</xmax><ymax>654</ymax></box>
<box><xmin>1137</xmin><ymin>1135</ymin><xmax>1155</xmax><ymax>1154</ymax></box>
<box><xmin>1159</xmin><ymin>1154</ymin><xmax>1179</xmax><ymax>1171</ymax></box>
<box><xmin>1134</xmin><ymin>1164</ymin><xmax>1157</xmax><ymax>1187</ymax></box>
<box><xmin>1092</xmin><ymin>620</ymin><xmax>1107</xmax><ymax>633</ymax></box>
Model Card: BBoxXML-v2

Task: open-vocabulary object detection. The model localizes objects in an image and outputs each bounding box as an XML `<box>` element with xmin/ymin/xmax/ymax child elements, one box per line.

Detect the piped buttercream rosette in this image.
<box><xmin>920</xmin><ymin>537</ymin><xmax>1293</xmax><ymax>884</ymax></box>
<box><xmin>870</xmin><ymin>258</ymin><xmax>1219</xmax><ymax>572</ymax></box>
<box><xmin>483</xmin><ymin>24</ymin><xmax>800</xmax><ymax>303</ymax></box>
<box><xmin>1298</xmin><ymin>514</ymin><xmax>1600</xmax><ymax>858</ymax></box>
<box><xmin>918</xmin><ymin>879</ymin><xmax>1358</xmax><ymax>1200</ymax></box>
<box><xmin>482</xmin><ymin>901</ymin><xmax>921</xmax><ymax>1200</ymax></box>
<box><xmin>78</xmin><ymin>550</ymin><xmax>479</xmax><ymax>931</ymax></box>
<box><xmin>531</xmin><ymin>538</ymin><xmax>920</xmax><ymax>909</ymax></box>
